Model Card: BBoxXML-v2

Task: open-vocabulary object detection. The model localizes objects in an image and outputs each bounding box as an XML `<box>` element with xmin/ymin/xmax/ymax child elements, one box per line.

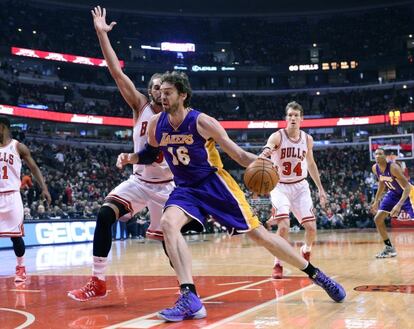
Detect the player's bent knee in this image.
<box><xmin>374</xmin><ymin>212</ymin><xmax>387</xmax><ymax>223</ymax></box>
<box><xmin>97</xmin><ymin>205</ymin><xmax>117</xmax><ymax>226</ymax></box>
<box><xmin>277</xmin><ymin>225</ymin><xmax>290</xmax><ymax>236</ymax></box>
<box><xmin>11</xmin><ymin>236</ymin><xmax>25</xmax><ymax>257</ymax></box>
<box><xmin>160</xmin><ymin>215</ymin><xmax>180</xmax><ymax>234</ymax></box>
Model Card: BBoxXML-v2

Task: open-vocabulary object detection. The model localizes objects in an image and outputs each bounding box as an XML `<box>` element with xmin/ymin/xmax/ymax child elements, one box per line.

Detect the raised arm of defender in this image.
<box><xmin>92</xmin><ymin>6</ymin><xmax>147</xmax><ymax>119</ymax></box>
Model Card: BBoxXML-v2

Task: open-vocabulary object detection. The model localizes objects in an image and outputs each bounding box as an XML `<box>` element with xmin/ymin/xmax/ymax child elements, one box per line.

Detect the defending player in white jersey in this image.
<box><xmin>0</xmin><ymin>116</ymin><xmax>51</xmax><ymax>282</ymax></box>
<box><xmin>261</xmin><ymin>101</ymin><xmax>326</xmax><ymax>279</ymax></box>
<box><xmin>68</xmin><ymin>6</ymin><xmax>174</xmax><ymax>302</ymax></box>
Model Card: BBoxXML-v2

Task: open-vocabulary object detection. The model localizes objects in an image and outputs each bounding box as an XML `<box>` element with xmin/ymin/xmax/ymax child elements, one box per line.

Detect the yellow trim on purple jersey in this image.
<box><xmin>204</xmin><ymin>138</ymin><xmax>223</xmax><ymax>169</ymax></box>
<box><xmin>215</xmin><ymin>168</ymin><xmax>261</xmax><ymax>231</ymax></box>
<box><xmin>409</xmin><ymin>185</ymin><xmax>414</xmax><ymax>206</ymax></box>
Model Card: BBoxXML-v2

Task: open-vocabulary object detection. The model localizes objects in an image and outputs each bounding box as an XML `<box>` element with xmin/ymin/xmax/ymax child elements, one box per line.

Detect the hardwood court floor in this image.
<box><xmin>1</xmin><ymin>229</ymin><xmax>414</xmax><ymax>329</ymax></box>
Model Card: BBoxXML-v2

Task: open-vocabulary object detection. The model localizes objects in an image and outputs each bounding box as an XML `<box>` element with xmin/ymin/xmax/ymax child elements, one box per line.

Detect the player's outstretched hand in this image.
<box><xmin>116</xmin><ymin>153</ymin><xmax>138</xmax><ymax>169</ymax></box>
<box><xmin>42</xmin><ymin>189</ymin><xmax>52</xmax><ymax>205</ymax></box>
<box><xmin>370</xmin><ymin>200</ymin><xmax>379</xmax><ymax>214</ymax></box>
<box><xmin>319</xmin><ymin>189</ymin><xmax>327</xmax><ymax>209</ymax></box>
<box><xmin>259</xmin><ymin>147</ymin><xmax>272</xmax><ymax>158</ymax></box>
<box><xmin>390</xmin><ymin>204</ymin><xmax>402</xmax><ymax>218</ymax></box>
<box><xmin>91</xmin><ymin>6</ymin><xmax>117</xmax><ymax>33</ymax></box>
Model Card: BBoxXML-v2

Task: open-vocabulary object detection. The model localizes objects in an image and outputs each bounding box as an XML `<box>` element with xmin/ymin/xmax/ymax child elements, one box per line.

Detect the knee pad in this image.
<box><xmin>11</xmin><ymin>237</ymin><xmax>25</xmax><ymax>257</ymax></box>
<box><xmin>97</xmin><ymin>206</ymin><xmax>117</xmax><ymax>226</ymax></box>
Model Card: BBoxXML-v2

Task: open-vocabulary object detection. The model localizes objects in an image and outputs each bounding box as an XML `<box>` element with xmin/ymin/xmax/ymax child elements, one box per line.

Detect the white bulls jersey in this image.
<box><xmin>0</xmin><ymin>139</ymin><xmax>22</xmax><ymax>192</ymax></box>
<box><xmin>271</xmin><ymin>129</ymin><xmax>309</xmax><ymax>183</ymax></box>
<box><xmin>133</xmin><ymin>103</ymin><xmax>173</xmax><ymax>182</ymax></box>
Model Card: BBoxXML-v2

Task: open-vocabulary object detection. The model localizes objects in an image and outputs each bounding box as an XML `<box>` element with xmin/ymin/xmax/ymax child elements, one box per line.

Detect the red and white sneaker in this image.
<box><xmin>300</xmin><ymin>245</ymin><xmax>311</xmax><ymax>261</ymax></box>
<box><xmin>271</xmin><ymin>263</ymin><xmax>283</xmax><ymax>279</ymax></box>
<box><xmin>67</xmin><ymin>276</ymin><xmax>107</xmax><ymax>302</ymax></box>
<box><xmin>14</xmin><ymin>266</ymin><xmax>27</xmax><ymax>282</ymax></box>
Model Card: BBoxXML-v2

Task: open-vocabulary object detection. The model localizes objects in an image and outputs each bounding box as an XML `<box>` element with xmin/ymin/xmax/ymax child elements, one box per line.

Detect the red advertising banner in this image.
<box><xmin>11</xmin><ymin>47</ymin><xmax>125</xmax><ymax>68</ymax></box>
<box><xmin>219</xmin><ymin>114</ymin><xmax>387</xmax><ymax>129</ymax></box>
<box><xmin>0</xmin><ymin>104</ymin><xmax>132</xmax><ymax>127</ymax></box>
<box><xmin>1</xmin><ymin>104</ymin><xmax>413</xmax><ymax>129</ymax></box>
<box><xmin>391</xmin><ymin>211</ymin><xmax>414</xmax><ymax>228</ymax></box>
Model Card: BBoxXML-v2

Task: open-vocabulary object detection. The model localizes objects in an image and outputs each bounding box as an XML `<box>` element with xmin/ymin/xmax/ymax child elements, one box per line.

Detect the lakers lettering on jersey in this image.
<box><xmin>155</xmin><ymin>109</ymin><xmax>221</xmax><ymax>186</ymax></box>
<box><xmin>0</xmin><ymin>139</ymin><xmax>22</xmax><ymax>192</ymax></box>
<box><xmin>133</xmin><ymin>103</ymin><xmax>173</xmax><ymax>182</ymax></box>
<box><xmin>271</xmin><ymin>129</ymin><xmax>309</xmax><ymax>183</ymax></box>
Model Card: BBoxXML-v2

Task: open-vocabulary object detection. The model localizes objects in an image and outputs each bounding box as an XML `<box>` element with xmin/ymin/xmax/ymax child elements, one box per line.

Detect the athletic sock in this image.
<box><xmin>301</xmin><ymin>262</ymin><xmax>317</xmax><ymax>278</ymax></box>
<box><xmin>17</xmin><ymin>256</ymin><xmax>25</xmax><ymax>267</ymax></box>
<box><xmin>274</xmin><ymin>258</ymin><xmax>281</xmax><ymax>266</ymax></box>
<box><xmin>93</xmin><ymin>256</ymin><xmax>107</xmax><ymax>281</ymax></box>
<box><xmin>180</xmin><ymin>283</ymin><xmax>197</xmax><ymax>295</ymax></box>
<box><xmin>303</xmin><ymin>244</ymin><xmax>312</xmax><ymax>252</ymax></box>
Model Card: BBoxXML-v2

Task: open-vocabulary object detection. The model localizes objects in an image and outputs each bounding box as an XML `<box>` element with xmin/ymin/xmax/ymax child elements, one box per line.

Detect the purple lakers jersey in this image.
<box><xmin>375</xmin><ymin>162</ymin><xmax>403</xmax><ymax>194</ymax></box>
<box><xmin>155</xmin><ymin>109</ymin><xmax>223</xmax><ymax>186</ymax></box>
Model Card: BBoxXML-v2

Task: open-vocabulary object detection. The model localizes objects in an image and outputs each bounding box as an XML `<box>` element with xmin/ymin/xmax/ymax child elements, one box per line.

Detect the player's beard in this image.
<box><xmin>164</xmin><ymin>97</ymin><xmax>180</xmax><ymax>114</ymax></box>
<box><xmin>164</xmin><ymin>100</ymin><xmax>180</xmax><ymax>115</ymax></box>
<box><xmin>153</xmin><ymin>95</ymin><xmax>162</xmax><ymax>106</ymax></box>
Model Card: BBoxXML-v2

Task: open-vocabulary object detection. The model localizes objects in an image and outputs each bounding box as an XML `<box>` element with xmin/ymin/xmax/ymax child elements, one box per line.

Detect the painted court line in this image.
<box><xmin>0</xmin><ymin>308</ymin><xmax>36</xmax><ymax>329</ymax></box>
<box><xmin>9</xmin><ymin>289</ymin><xmax>41</xmax><ymax>293</ymax></box>
<box><xmin>103</xmin><ymin>278</ymin><xmax>271</xmax><ymax>329</ymax></box>
<box><xmin>217</xmin><ymin>281</ymin><xmax>252</xmax><ymax>286</ymax></box>
<box><xmin>202</xmin><ymin>284</ymin><xmax>315</xmax><ymax>329</ymax></box>
<box><xmin>120</xmin><ymin>319</ymin><xmax>165</xmax><ymax>328</ymax></box>
<box><xmin>143</xmin><ymin>287</ymin><xmax>178</xmax><ymax>291</ymax></box>
<box><xmin>202</xmin><ymin>276</ymin><xmax>340</xmax><ymax>329</ymax></box>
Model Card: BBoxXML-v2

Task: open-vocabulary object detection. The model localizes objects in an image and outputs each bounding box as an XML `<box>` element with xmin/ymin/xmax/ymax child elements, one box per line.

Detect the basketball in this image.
<box><xmin>244</xmin><ymin>158</ymin><xmax>279</xmax><ymax>195</ymax></box>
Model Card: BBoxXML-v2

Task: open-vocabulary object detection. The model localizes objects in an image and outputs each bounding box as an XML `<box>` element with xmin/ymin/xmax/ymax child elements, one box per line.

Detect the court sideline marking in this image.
<box><xmin>103</xmin><ymin>277</ymin><xmax>274</xmax><ymax>329</ymax></box>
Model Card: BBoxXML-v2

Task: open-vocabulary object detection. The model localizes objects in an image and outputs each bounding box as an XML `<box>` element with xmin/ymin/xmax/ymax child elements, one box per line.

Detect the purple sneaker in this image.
<box><xmin>157</xmin><ymin>289</ymin><xmax>207</xmax><ymax>322</ymax></box>
<box><xmin>311</xmin><ymin>269</ymin><xmax>346</xmax><ymax>303</ymax></box>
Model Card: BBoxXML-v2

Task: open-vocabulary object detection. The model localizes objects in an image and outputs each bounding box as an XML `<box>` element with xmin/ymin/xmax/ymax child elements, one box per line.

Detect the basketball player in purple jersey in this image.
<box><xmin>68</xmin><ymin>7</ymin><xmax>174</xmax><ymax>302</ymax></box>
<box><xmin>371</xmin><ymin>148</ymin><xmax>414</xmax><ymax>258</ymax></box>
<box><xmin>117</xmin><ymin>71</ymin><xmax>345</xmax><ymax>322</ymax></box>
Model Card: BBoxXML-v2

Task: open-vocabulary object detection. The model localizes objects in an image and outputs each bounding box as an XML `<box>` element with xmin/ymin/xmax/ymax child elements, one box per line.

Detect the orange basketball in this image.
<box><xmin>244</xmin><ymin>158</ymin><xmax>279</xmax><ymax>195</ymax></box>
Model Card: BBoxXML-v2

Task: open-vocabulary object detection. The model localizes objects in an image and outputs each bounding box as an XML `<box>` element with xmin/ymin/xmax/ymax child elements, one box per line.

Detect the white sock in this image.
<box><xmin>303</xmin><ymin>244</ymin><xmax>312</xmax><ymax>252</ymax></box>
<box><xmin>17</xmin><ymin>256</ymin><xmax>25</xmax><ymax>267</ymax></box>
<box><xmin>274</xmin><ymin>258</ymin><xmax>282</xmax><ymax>266</ymax></box>
<box><xmin>93</xmin><ymin>256</ymin><xmax>107</xmax><ymax>281</ymax></box>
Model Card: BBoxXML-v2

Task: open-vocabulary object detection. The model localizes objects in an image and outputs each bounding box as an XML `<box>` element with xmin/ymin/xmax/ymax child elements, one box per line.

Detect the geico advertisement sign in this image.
<box><xmin>36</xmin><ymin>244</ymin><xmax>94</xmax><ymax>268</ymax></box>
<box><xmin>35</xmin><ymin>222</ymin><xmax>96</xmax><ymax>244</ymax></box>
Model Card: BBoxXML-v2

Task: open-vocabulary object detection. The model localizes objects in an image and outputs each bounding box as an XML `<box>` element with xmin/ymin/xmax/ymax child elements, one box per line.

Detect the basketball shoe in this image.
<box><xmin>14</xmin><ymin>265</ymin><xmax>26</xmax><ymax>282</ymax></box>
<box><xmin>67</xmin><ymin>276</ymin><xmax>107</xmax><ymax>302</ymax></box>
<box><xmin>157</xmin><ymin>288</ymin><xmax>207</xmax><ymax>322</ymax></box>
<box><xmin>300</xmin><ymin>245</ymin><xmax>311</xmax><ymax>261</ymax></box>
<box><xmin>271</xmin><ymin>263</ymin><xmax>283</xmax><ymax>279</ymax></box>
<box><xmin>311</xmin><ymin>269</ymin><xmax>346</xmax><ymax>303</ymax></box>
<box><xmin>375</xmin><ymin>246</ymin><xmax>397</xmax><ymax>258</ymax></box>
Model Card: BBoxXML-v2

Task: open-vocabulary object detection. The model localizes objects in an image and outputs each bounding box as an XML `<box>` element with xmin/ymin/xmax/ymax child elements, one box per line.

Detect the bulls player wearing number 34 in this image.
<box><xmin>260</xmin><ymin>101</ymin><xmax>327</xmax><ymax>279</ymax></box>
